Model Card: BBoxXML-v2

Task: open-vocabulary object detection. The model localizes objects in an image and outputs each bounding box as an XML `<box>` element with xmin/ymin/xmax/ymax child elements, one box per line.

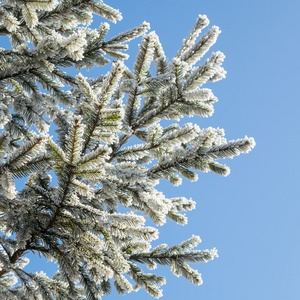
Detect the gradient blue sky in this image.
<box><xmin>18</xmin><ymin>0</ymin><xmax>300</xmax><ymax>299</ymax></box>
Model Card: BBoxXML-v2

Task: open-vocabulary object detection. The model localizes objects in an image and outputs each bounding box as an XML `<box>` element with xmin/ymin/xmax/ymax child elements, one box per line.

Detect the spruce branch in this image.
<box><xmin>0</xmin><ymin>5</ymin><xmax>255</xmax><ymax>299</ymax></box>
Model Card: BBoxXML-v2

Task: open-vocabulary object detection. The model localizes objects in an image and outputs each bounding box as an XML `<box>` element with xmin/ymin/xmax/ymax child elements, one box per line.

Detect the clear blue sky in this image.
<box><xmin>106</xmin><ymin>0</ymin><xmax>300</xmax><ymax>299</ymax></box>
<box><xmin>19</xmin><ymin>0</ymin><xmax>300</xmax><ymax>299</ymax></box>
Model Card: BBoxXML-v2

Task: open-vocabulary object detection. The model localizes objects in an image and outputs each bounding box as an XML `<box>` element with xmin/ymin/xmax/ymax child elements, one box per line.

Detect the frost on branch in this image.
<box><xmin>0</xmin><ymin>2</ymin><xmax>255</xmax><ymax>299</ymax></box>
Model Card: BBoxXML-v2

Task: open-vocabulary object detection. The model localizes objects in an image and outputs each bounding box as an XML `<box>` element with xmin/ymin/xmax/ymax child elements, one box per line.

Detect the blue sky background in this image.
<box><xmin>105</xmin><ymin>0</ymin><xmax>300</xmax><ymax>299</ymax></box>
<box><xmin>7</xmin><ymin>0</ymin><xmax>300</xmax><ymax>299</ymax></box>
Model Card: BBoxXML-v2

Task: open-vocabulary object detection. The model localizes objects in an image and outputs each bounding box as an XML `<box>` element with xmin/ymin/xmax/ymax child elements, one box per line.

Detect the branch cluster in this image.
<box><xmin>0</xmin><ymin>2</ymin><xmax>255</xmax><ymax>299</ymax></box>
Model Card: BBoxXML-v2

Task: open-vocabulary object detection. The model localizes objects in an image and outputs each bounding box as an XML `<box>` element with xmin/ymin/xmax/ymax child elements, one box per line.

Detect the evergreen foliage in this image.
<box><xmin>0</xmin><ymin>1</ymin><xmax>255</xmax><ymax>298</ymax></box>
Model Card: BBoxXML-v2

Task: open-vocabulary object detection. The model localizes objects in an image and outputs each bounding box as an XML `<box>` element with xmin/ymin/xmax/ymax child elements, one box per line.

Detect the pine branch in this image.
<box><xmin>5</xmin><ymin>135</ymin><xmax>46</xmax><ymax>169</ymax></box>
<box><xmin>0</xmin><ymin>5</ymin><xmax>255</xmax><ymax>298</ymax></box>
<box><xmin>9</xmin><ymin>154</ymin><xmax>51</xmax><ymax>179</ymax></box>
<box><xmin>81</xmin><ymin>61</ymin><xmax>124</xmax><ymax>152</ymax></box>
<box><xmin>0</xmin><ymin>241</ymin><xmax>30</xmax><ymax>278</ymax></box>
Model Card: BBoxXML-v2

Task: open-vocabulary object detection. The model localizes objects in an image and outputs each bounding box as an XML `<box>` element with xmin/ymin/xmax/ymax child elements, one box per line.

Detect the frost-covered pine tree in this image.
<box><xmin>0</xmin><ymin>0</ymin><xmax>255</xmax><ymax>299</ymax></box>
